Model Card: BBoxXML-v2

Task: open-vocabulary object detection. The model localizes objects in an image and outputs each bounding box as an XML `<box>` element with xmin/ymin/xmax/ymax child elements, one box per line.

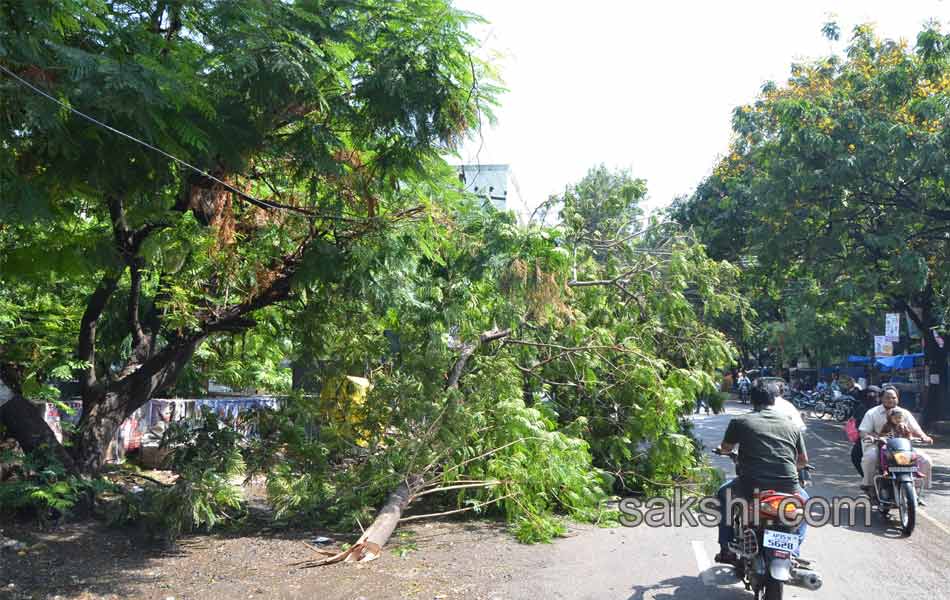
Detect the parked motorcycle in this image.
<box><xmin>738</xmin><ymin>381</ymin><xmax>751</xmax><ymax>404</ymax></box>
<box><xmin>829</xmin><ymin>394</ymin><xmax>858</xmax><ymax>422</ymax></box>
<box><xmin>870</xmin><ymin>436</ymin><xmax>929</xmax><ymax>536</ymax></box>
<box><xmin>790</xmin><ymin>390</ymin><xmax>827</xmax><ymax>420</ymax></box>
<box><xmin>714</xmin><ymin>449</ymin><xmax>823</xmax><ymax>599</ymax></box>
<box><xmin>810</xmin><ymin>390</ymin><xmax>835</xmax><ymax>420</ymax></box>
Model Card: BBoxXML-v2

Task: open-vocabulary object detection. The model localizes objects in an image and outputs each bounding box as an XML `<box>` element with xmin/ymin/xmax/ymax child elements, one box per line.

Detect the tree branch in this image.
<box><xmin>77</xmin><ymin>273</ymin><xmax>119</xmax><ymax>400</ymax></box>
<box><xmin>446</xmin><ymin>328</ymin><xmax>511</xmax><ymax>390</ymax></box>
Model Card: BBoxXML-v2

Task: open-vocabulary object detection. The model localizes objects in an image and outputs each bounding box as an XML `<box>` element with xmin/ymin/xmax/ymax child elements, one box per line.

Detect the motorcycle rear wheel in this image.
<box><xmin>763</xmin><ymin>576</ymin><xmax>784</xmax><ymax>600</ymax></box>
<box><xmin>899</xmin><ymin>480</ymin><xmax>917</xmax><ymax>536</ymax></box>
<box><xmin>832</xmin><ymin>402</ymin><xmax>850</xmax><ymax>421</ymax></box>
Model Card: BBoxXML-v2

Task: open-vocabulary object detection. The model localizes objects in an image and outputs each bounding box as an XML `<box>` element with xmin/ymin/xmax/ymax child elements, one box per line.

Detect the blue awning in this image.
<box><xmin>847</xmin><ymin>355</ymin><xmax>872</xmax><ymax>363</ymax></box>
<box><xmin>875</xmin><ymin>353</ymin><xmax>924</xmax><ymax>372</ymax></box>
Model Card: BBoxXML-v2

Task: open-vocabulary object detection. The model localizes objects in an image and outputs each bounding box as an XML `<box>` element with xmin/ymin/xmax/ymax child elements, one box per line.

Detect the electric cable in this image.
<box><xmin>0</xmin><ymin>63</ymin><xmax>316</xmax><ymax>217</ymax></box>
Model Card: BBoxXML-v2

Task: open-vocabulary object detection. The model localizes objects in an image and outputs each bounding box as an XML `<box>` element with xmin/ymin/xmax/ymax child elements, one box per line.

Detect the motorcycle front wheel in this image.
<box><xmin>899</xmin><ymin>480</ymin><xmax>917</xmax><ymax>536</ymax></box>
<box><xmin>811</xmin><ymin>400</ymin><xmax>828</xmax><ymax>419</ymax></box>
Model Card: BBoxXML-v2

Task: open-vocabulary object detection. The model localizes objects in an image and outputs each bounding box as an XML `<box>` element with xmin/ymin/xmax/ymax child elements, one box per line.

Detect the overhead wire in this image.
<box><xmin>0</xmin><ymin>63</ymin><xmax>317</xmax><ymax>217</ymax></box>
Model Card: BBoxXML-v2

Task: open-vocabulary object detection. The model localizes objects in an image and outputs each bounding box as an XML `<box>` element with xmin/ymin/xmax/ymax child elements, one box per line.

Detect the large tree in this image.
<box><xmin>0</xmin><ymin>0</ymin><xmax>497</xmax><ymax>472</ymax></box>
<box><xmin>676</xmin><ymin>23</ymin><xmax>950</xmax><ymax>421</ymax></box>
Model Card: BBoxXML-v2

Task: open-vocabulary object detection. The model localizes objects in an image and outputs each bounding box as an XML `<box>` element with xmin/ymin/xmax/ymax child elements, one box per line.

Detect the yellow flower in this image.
<box><xmin>848</xmin><ymin>144</ymin><xmax>856</xmax><ymax>152</ymax></box>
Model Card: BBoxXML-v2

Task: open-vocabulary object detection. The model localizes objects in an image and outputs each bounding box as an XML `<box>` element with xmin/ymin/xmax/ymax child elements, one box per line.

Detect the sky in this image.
<box><xmin>452</xmin><ymin>0</ymin><xmax>950</xmax><ymax>219</ymax></box>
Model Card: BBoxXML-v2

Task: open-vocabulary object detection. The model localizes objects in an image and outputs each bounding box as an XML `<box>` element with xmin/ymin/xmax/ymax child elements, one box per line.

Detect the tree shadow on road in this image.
<box><xmin>627</xmin><ymin>572</ymin><xmax>750</xmax><ymax>600</ymax></box>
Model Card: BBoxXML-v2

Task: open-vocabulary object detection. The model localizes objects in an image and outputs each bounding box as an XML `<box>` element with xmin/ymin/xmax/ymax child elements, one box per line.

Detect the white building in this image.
<box><xmin>458</xmin><ymin>164</ymin><xmax>510</xmax><ymax>211</ymax></box>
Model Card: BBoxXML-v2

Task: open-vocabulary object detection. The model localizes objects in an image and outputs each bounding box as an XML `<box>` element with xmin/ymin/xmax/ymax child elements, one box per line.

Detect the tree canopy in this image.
<box><xmin>0</xmin><ymin>0</ymin><xmax>499</xmax><ymax>471</ymax></box>
<box><xmin>674</xmin><ymin>22</ymin><xmax>950</xmax><ymax>419</ymax></box>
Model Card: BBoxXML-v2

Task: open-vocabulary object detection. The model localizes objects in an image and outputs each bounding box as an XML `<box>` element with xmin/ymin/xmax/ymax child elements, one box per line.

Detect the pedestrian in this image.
<box><xmin>695</xmin><ymin>395</ymin><xmax>711</xmax><ymax>415</ymax></box>
<box><xmin>850</xmin><ymin>385</ymin><xmax>880</xmax><ymax>476</ymax></box>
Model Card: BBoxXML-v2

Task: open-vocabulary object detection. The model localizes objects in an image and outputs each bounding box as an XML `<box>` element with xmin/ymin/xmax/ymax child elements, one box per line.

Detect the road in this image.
<box><xmin>495</xmin><ymin>399</ymin><xmax>950</xmax><ymax>600</ymax></box>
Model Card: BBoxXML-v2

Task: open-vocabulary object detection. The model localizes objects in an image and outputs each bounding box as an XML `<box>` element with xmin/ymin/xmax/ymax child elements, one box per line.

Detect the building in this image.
<box><xmin>457</xmin><ymin>164</ymin><xmax>511</xmax><ymax>211</ymax></box>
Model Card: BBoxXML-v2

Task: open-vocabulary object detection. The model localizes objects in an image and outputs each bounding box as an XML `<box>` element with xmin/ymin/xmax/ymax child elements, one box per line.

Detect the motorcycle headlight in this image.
<box><xmin>893</xmin><ymin>451</ymin><xmax>914</xmax><ymax>465</ymax></box>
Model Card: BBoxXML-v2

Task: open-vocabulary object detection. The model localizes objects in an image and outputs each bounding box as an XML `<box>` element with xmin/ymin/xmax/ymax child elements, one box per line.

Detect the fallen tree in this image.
<box><xmin>0</xmin><ymin>0</ymin><xmax>494</xmax><ymax>473</ymax></box>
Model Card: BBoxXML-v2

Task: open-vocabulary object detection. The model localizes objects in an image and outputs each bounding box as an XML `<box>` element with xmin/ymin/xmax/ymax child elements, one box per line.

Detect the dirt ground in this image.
<box><xmin>0</xmin><ymin>515</ymin><xmax>554</xmax><ymax>600</ymax></box>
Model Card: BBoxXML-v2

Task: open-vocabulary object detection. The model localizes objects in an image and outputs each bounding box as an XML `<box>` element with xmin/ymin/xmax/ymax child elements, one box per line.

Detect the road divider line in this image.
<box><xmin>691</xmin><ymin>540</ymin><xmax>715</xmax><ymax>586</ymax></box>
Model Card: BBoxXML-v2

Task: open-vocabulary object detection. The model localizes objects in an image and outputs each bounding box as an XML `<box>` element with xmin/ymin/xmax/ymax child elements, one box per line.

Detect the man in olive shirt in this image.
<box><xmin>714</xmin><ymin>381</ymin><xmax>810</xmax><ymax>564</ymax></box>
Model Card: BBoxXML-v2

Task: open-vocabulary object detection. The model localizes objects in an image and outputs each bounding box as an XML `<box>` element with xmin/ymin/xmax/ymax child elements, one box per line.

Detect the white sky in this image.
<box><xmin>453</xmin><ymin>0</ymin><xmax>950</xmax><ymax>218</ymax></box>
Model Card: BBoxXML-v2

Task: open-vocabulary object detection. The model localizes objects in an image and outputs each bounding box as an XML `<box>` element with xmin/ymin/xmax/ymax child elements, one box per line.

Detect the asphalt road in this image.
<box><xmin>496</xmin><ymin>399</ymin><xmax>950</xmax><ymax>600</ymax></box>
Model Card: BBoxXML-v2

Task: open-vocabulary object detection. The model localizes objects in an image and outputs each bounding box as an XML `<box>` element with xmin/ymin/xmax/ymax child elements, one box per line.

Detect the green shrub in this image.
<box><xmin>111</xmin><ymin>410</ymin><xmax>246</xmax><ymax>541</ymax></box>
<box><xmin>0</xmin><ymin>446</ymin><xmax>114</xmax><ymax>520</ymax></box>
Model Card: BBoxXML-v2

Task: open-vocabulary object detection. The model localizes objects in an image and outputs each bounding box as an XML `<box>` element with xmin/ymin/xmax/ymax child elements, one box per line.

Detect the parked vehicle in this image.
<box><xmin>829</xmin><ymin>394</ymin><xmax>858</xmax><ymax>422</ymax></box>
<box><xmin>810</xmin><ymin>390</ymin><xmax>835</xmax><ymax>420</ymax></box>
<box><xmin>714</xmin><ymin>449</ymin><xmax>823</xmax><ymax>599</ymax></box>
<box><xmin>790</xmin><ymin>390</ymin><xmax>829</xmax><ymax>420</ymax></box>
<box><xmin>739</xmin><ymin>380</ymin><xmax>751</xmax><ymax>404</ymax></box>
<box><xmin>871</xmin><ymin>436</ymin><xmax>929</xmax><ymax>536</ymax></box>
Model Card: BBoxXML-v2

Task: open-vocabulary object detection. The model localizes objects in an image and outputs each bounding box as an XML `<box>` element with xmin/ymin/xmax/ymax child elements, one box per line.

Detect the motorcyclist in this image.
<box><xmin>714</xmin><ymin>380</ymin><xmax>809</xmax><ymax>564</ymax></box>
<box><xmin>773</xmin><ymin>391</ymin><xmax>806</xmax><ymax>432</ymax></box>
<box><xmin>858</xmin><ymin>386</ymin><xmax>933</xmax><ymax>502</ymax></box>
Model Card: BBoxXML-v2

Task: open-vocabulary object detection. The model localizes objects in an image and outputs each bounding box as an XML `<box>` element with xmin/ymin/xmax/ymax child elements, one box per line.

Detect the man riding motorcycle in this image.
<box><xmin>715</xmin><ymin>380</ymin><xmax>809</xmax><ymax>564</ymax></box>
<box><xmin>858</xmin><ymin>386</ymin><xmax>933</xmax><ymax>501</ymax></box>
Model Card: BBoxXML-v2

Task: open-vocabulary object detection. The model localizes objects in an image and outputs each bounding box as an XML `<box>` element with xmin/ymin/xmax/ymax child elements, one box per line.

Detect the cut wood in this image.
<box><xmin>300</xmin><ymin>475</ymin><xmax>423</xmax><ymax>567</ymax></box>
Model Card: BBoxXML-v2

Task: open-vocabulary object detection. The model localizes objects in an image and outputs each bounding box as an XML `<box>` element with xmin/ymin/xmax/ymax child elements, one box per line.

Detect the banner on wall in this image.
<box><xmin>885</xmin><ymin>313</ymin><xmax>900</xmax><ymax>342</ymax></box>
<box><xmin>874</xmin><ymin>335</ymin><xmax>893</xmax><ymax>357</ymax></box>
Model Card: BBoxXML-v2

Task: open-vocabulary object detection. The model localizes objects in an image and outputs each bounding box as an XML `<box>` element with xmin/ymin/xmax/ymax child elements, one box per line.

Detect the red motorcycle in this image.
<box><xmin>715</xmin><ymin>449</ymin><xmax>823</xmax><ymax>599</ymax></box>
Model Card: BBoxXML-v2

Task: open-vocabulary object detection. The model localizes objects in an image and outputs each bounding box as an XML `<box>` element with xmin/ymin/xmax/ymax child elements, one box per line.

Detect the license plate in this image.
<box><xmin>890</xmin><ymin>466</ymin><xmax>918</xmax><ymax>473</ymax></box>
<box><xmin>763</xmin><ymin>529</ymin><xmax>799</xmax><ymax>553</ymax></box>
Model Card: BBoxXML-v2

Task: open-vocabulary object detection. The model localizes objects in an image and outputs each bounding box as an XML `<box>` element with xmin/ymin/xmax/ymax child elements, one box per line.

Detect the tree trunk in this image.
<box><xmin>303</xmin><ymin>475</ymin><xmax>424</xmax><ymax>566</ymax></box>
<box><xmin>922</xmin><ymin>332</ymin><xmax>947</xmax><ymax>425</ymax></box>
<box><xmin>73</xmin><ymin>391</ymin><xmax>128</xmax><ymax>473</ymax></box>
<box><xmin>903</xmin><ymin>296</ymin><xmax>946</xmax><ymax>425</ymax></box>
<box><xmin>73</xmin><ymin>338</ymin><xmax>203</xmax><ymax>473</ymax></box>
<box><xmin>349</xmin><ymin>475</ymin><xmax>423</xmax><ymax>561</ymax></box>
<box><xmin>0</xmin><ymin>392</ymin><xmax>77</xmax><ymax>472</ymax></box>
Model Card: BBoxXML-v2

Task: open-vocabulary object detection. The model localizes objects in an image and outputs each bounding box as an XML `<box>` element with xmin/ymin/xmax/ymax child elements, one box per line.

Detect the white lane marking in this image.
<box><xmin>691</xmin><ymin>540</ymin><xmax>715</xmax><ymax>586</ymax></box>
<box><xmin>919</xmin><ymin>508</ymin><xmax>950</xmax><ymax>536</ymax></box>
<box><xmin>691</xmin><ymin>540</ymin><xmax>745</xmax><ymax>589</ymax></box>
<box><xmin>803</xmin><ymin>422</ymin><xmax>845</xmax><ymax>449</ymax></box>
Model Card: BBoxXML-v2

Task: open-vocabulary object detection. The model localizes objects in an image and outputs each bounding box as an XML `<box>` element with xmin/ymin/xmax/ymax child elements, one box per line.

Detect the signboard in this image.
<box><xmin>874</xmin><ymin>335</ymin><xmax>894</xmax><ymax>357</ymax></box>
<box><xmin>885</xmin><ymin>313</ymin><xmax>900</xmax><ymax>342</ymax></box>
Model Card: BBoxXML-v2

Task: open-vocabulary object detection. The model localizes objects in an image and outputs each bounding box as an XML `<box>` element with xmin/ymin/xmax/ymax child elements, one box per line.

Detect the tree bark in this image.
<box><xmin>903</xmin><ymin>296</ymin><xmax>946</xmax><ymax>425</ymax></box>
<box><xmin>303</xmin><ymin>475</ymin><xmax>424</xmax><ymax>566</ymax></box>
<box><xmin>0</xmin><ymin>367</ymin><xmax>77</xmax><ymax>472</ymax></box>
<box><xmin>73</xmin><ymin>337</ymin><xmax>204</xmax><ymax>473</ymax></box>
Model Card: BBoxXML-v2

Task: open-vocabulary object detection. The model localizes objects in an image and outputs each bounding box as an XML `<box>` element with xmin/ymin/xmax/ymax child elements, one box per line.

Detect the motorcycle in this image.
<box><xmin>790</xmin><ymin>390</ymin><xmax>827</xmax><ymax>419</ymax></box>
<box><xmin>869</xmin><ymin>435</ymin><xmax>929</xmax><ymax>536</ymax></box>
<box><xmin>810</xmin><ymin>390</ymin><xmax>834</xmax><ymax>420</ymax></box>
<box><xmin>829</xmin><ymin>394</ymin><xmax>858</xmax><ymax>422</ymax></box>
<box><xmin>714</xmin><ymin>449</ymin><xmax>823</xmax><ymax>599</ymax></box>
<box><xmin>738</xmin><ymin>381</ymin><xmax>751</xmax><ymax>404</ymax></box>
